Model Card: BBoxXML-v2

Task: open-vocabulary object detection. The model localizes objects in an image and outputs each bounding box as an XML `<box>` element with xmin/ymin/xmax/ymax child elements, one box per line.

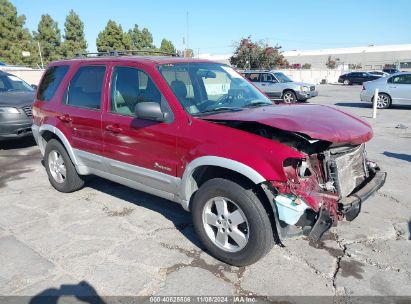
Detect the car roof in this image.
<box><xmin>50</xmin><ymin>55</ymin><xmax>214</xmax><ymax>66</ymax></box>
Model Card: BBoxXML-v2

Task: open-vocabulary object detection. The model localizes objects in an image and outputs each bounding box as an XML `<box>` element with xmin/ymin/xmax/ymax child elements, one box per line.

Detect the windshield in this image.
<box><xmin>158</xmin><ymin>63</ymin><xmax>272</xmax><ymax>116</ymax></box>
<box><xmin>273</xmin><ymin>72</ymin><xmax>293</xmax><ymax>83</ymax></box>
<box><xmin>0</xmin><ymin>74</ymin><xmax>33</xmax><ymax>92</ymax></box>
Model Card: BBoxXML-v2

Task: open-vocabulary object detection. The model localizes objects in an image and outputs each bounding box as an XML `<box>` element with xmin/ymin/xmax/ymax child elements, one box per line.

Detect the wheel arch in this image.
<box><xmin>179</xmin><ymin>156</ymin><xmax>266</xmax><ymax>211</ymax></box>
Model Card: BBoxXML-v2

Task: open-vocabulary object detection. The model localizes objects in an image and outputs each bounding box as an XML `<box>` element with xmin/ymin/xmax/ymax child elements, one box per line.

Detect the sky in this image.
<box><xmin>12</xmin><ymin>0</ymin><xmax>411</xmax><ymax>55</ymax></box>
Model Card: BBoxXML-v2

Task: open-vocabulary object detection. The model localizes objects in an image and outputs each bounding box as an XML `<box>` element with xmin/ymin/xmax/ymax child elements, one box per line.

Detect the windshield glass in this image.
<box><xmin>274</xmin><ymin>72</ymin><xmax>293</xmax><ymax>83</ymax></box>
<box><xmin>0</xmin><ymin>74</ymin><xmax>33</xmax><ymax>92</ymax></box>
<box><xmin>158</xmin><ymin>63</ymin><xmax>272</xmax><ymax>116</ymax></box>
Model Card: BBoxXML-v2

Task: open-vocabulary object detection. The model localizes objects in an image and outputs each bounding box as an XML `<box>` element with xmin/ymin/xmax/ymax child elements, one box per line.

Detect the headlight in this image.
<box><xmin>0</xmin><ymin>107</ymin><xmax>20</xmax><ymax>114</ymax></box>
<box><xmin>300</xmin><ymin>86</ymin><xmax>310</xmax><ymax>92</ymax></box>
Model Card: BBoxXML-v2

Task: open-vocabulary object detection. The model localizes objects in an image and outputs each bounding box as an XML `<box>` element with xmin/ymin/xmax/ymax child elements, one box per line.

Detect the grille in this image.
<box><xmin>310</xmin><ymin>86</ymin><xmax>315</xmax><ymax>91</ymax></box>
<box><xmin>22</xmin><ymin>105</ymin><xmax>32</xmax><ymax>117</ymax></box>
<box><xmin>329</xmin><ymin>144</ymin><xmax>367</xmax><ymax>197</ymax></box>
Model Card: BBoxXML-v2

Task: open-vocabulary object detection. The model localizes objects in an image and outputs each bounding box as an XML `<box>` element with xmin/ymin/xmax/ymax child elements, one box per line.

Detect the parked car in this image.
<box><xmin>368</xmin><ymin>71</ymin><xmax>389</xmax><ymax>77</ymax></box>
<box><xmin>382</xmin><ymin>68</ymin><xmax>400</xmax><ymax>74</ymax></box>
<box><xmin>0</xmin><ymin>71</ymin><xmax>36</xmax><ymax>140</ymax></box>
<box><xmin>338</xmin><ymin>72</ymin><xmax>380</xmax><ymax>85</ymax></box>
<box><xmin>240</xmin><ymin>70</ymin><xmax>318</xmax><ymax>103</ymax></box>
<box><xmin>360</xmin><ymin>72</ymin><xmax>411</xmax><ymax>109</ymax></box>
<box><xmin>32</xmin><ymin>55</ymin><xmax>386</xmax><ymax>266</ymax></box>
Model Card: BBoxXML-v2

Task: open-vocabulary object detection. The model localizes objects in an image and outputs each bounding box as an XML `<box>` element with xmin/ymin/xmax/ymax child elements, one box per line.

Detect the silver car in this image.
<box><xmin>360</xmin><ymin>72</ymin><xmax>411</xmax><ymax>109</ymax></box>
<box><xmin>241</xmin><ymin>70</ymin><xmax>318</xmax><ymax>103</ymax></box>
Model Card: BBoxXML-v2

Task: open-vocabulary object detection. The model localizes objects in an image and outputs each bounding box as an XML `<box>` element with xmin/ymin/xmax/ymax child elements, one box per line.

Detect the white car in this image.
<box><xmin>360</xmin><ymin>72</ymin><xmax>411</xmax><ymax>109</ymax></box>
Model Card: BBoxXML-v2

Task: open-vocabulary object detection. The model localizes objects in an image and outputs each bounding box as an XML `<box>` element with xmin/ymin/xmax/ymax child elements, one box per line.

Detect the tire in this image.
<box><xmin>282</xmin><ymin>90</ymin><xmax>297</xmax><ymax>103</ymax></box>
<box><xmin>343</xmin><ymin>79</ymin><xmax>351</xmax><ymax>85</ymax></box>
<box><xmin>376</xmin><ymin>93</ymin><xmax>391</xmax><ymax>109</ymax></box>
<box><xmin>44</xmin><ymin>139</ymin><xmax>84</xmax><ymax>193</ymax></box>
<box><xmin>192</xmin><ymin>178</ymin><xmax>274</xmax><ymax>266</ymax></box>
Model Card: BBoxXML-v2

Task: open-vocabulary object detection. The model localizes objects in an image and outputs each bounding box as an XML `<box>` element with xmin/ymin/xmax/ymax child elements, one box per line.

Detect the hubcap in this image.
<box><xmin>377</xmin><ymin>94</ymin><xmax>389</xmax><ymax>108</ymax></box>
<box><xmin>48</xmin><ymin>150</ymin><xmax>66</xmax><ymax>183</ymax></box>
<box><xmin>344</xmin><ymin>80</ymin><xmax>349</xmax><ymax>85</ymax></box>
<box><xmin>202</xmin><ymin>197</ymin><xmax>249</xmax><ymax>252</ymax></box>
<box><xmin>283</xmin><ymin>93</ymin><xmax>295</xmax><ymax>103</ymax></box>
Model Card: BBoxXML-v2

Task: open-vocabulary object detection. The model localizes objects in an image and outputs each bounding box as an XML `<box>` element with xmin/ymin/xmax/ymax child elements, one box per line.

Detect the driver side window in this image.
<box><xmin>261</xmin><ymin>73</ymin><xmax>277</xmax><ymax>83</ymax></box>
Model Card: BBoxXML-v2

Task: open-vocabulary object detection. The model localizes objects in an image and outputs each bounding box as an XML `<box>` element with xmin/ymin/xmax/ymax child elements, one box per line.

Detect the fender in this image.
<box><xmin>178</xmin><ymin>156</ymin><xmax>266</xmax><ymax>211</ymax></box>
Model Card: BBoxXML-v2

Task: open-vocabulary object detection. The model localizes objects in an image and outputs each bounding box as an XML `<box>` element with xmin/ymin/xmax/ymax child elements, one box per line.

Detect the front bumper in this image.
<box><xmin>339</xmin><ymin>170</ymin><xmax>387</xmax><ymax>221</ymax></box>
<box><xmin>296</xmin><ymin>90</ymin><xmax>318</xmax><ymax>101</ymax></box>
<box><xmin>0</xmin><ymin>116</ymin><xmax>33</xmax><ymax>140</ymax></box>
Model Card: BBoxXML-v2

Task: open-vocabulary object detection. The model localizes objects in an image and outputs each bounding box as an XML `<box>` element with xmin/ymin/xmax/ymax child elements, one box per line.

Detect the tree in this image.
<box><xmin>128</xmin><ymin>24</ymin><xmax>155</xmax><ymax>51</ymax></box>
<box><xmin>33</xmin><ymin>14</ymin><xmax>62</xmax><ymax>65</ymax></box>
<box><xmin>230</xmin><ymin>37</ymin><xmax>288</xmax><ymax>69</ymax></box>
<box><xmin>0</xmin><ymin>0</ymin><xmax>38</xmax><ymax>67</ymax></box>
<box><xmin>325</xmin><ymin>56</ymin><xmax>337</xmax><ymax>69</ymax></box>
<box><xmin>96</xmin><ymin>20</ymin><xmax>131</xmax><ymax>52</ymax></box>
<box><xmin>159</xmin><ymin>39</ymin><xmax>176</xmax><ymax>55</ymax></box>
<box><xmin>184</xmin><ymin>48</ymin><xmax>194</xmax><ymax>58</ymax></box>
<box><xmin>302</xmin><ymin>63</ymin><xmax>311</xmax><ymax>69</ymax></box>
<box><xmin>61</xmin><ymin>10</ymin><xmax>87</xmax><ymax>58</ymax></box>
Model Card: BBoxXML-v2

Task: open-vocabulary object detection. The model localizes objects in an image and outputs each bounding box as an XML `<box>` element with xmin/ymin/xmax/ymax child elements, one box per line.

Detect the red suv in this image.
<box><xmin>32</xmin><ymin>55</ymin><xmax>386</xmax><ymax>266</ymax></box>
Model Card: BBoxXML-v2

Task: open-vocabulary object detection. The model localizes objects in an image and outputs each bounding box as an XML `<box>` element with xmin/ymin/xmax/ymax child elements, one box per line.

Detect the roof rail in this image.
<box><xmin>75</xmin><ymin>49</ymin><xmax>179</xmax><ymax>58</ymax></box>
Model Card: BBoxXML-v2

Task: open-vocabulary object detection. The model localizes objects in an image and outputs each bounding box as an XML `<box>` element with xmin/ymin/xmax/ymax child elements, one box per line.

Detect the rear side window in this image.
<box><xmin>244</xmin><ymin>73</ymin><xmax>260</xmax><ymax>82</ymax></box>
<box><xmin>64</xmin><ymin>66</ymin><xmax>106</xmax><ymax>110</ymax></box>
<box><xmin>37</xmin><ymin>65</ymin><xmax>69</xmax><ymax>101</ymax></box>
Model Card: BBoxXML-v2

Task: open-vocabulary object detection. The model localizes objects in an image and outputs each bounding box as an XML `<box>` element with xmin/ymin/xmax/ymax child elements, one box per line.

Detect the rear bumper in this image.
<box><xmin>360</xmin><ymin>90</ymin><xmax>373</xmax><ymax>102</ymax></box>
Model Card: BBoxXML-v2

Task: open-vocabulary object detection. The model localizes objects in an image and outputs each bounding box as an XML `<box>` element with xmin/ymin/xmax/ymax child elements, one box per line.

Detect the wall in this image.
<box><xmin>279</xmin><ymin>69</ymin><xmax>346</xmax><ymax>84</ymax></box>
<box><xmin>0</xmin><ymin>67</ymin><xmax>44</xmax><ymax>85</ymax></box>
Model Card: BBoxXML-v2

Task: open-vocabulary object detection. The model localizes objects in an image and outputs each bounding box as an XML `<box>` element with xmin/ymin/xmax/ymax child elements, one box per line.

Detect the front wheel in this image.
<box><xmin>343</xmin><ymin>79</ymin><xmax>351</xmax><ymax>85</ymax></box>
<box><xmin>192</xmin><ymin>178</ymin><xmax>274</xmax><ymax>266</ymax></box>
<box><xmin>282</xmin><ymin>90</ymin><xmax>297</xmax><ymax>103</ymax></box>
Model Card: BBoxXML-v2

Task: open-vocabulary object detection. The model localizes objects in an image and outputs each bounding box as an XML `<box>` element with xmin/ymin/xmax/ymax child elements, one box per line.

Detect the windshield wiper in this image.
<box><xmin>242</xmin><ymin>101</ymin><xmax>272</xmax><ymax>108</ymax></box>
<box><xmin>193</xmin><ymin>107</ymin><xmax>243</xmax><ymax>116</ymax></box>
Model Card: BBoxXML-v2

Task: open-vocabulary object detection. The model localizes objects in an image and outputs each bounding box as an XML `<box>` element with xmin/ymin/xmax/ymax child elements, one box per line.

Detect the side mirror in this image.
<box><xmin>31</xmin><ymin>84</ymin><xmax>38</xmax><ymax>90</ymax></box>
<box><xmin>135</xmin><ymin>102</ymin><xmax>165</xmax><ymax>121</ymax></box>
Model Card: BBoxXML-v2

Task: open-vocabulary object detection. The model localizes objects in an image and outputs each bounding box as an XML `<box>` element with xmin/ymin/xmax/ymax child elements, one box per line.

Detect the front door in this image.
<box><xmin>260</xmin><ymin>73</ymin><xmax>281</xmax><ymax>99</ymax></box>
<box><xmin>101</xmin><ymin>65</ymin><xmax>179</xmax><ymax>194</ymax></box>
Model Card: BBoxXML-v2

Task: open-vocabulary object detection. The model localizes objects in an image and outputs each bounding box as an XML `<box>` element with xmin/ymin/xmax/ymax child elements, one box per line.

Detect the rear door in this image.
<box><xmin>58</xmin><ymin>64</ymin><xmax>107</xmax><ymax>168</ymax></box>
<box><xmin>101</xmin><ymin>64</ymin><xmax>179</xmax><ymax>195</ymax></box>
<box><xmin>388</xmin><ymin>74</ymin><xmax>411</xmax><ymax>104</ymax></box>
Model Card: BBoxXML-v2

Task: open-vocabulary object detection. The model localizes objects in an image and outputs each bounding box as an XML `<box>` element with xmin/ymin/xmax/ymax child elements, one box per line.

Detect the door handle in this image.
<box><xmin>105</xmin><ymin>124</ymin><xmax>123</xmax><ymax>133</ymax></box>
<box><xmin>58</xmin><ymin>114</ymin><xmax>72</xmax><ymax>123</ymax></box>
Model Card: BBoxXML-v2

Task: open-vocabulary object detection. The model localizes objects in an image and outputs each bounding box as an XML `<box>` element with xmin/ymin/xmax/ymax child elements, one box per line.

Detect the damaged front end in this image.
<box><xmin>265</xmin><ymin>140</ymin><xmax>386</xmax><ymax>243</ymax></box>
<box><xmin>207</xmin><ymin>120</ymin><xmax>386</xmax><ymax>243</ymax></box>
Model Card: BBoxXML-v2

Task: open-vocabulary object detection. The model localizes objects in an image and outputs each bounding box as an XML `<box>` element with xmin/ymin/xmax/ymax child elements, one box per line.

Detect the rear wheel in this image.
<box><xmin>44</xmin><ymin>139</ymin><xmax>84</xmax><ymax>192</ymax></box>
<box><xmin>192</xmin><ymin>178</ymin><xmax>274</xmax><ymax>266</ymax></box>
<box><xmin>282</xmin><ymin>90</ymin><xmax>297</xmax><ymax>103</ymax></box>
<box><xmin>377</xmin><ymin>93</ymin><xmax>391</xmax><ymax>109</ymax></box>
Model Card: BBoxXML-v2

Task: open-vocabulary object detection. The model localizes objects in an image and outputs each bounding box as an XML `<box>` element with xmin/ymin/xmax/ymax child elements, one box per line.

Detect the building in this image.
<box><xmin>282</xmin><ymin>44</ymin><xmax>411</xmax><ymax>70</ymax></box>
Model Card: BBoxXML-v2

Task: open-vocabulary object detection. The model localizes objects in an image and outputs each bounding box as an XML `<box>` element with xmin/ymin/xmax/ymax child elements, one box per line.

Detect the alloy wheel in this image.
<box><xmin>202</xmin><ymin>196</ymin><xmax>249</xmax><ymax>252</ymax></box>
<box><xmin>283</xmin><ymin>92</ymin><xmax>296</xmax><ymax>103</ymax></box>
<box><xmin>377</xmin><ymin>94</ymin><xmax>390</xmax><ymax>109</ymax></box>
<box><xmin>48</xmin><ymin>150</ymin><xmax>67</xmax><ymax>183</ymax></box>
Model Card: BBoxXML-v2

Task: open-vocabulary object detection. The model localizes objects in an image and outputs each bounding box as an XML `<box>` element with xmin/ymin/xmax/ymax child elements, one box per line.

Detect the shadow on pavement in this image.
<box><xmin>383</xmin><ymin>151</ymin><xmax>411</xmax><ymax>163</ymax></box>
<box><xmin>29</xmin><ymin>281</ymin><xmax>105</xmax><ymax>304</ymax></box>
<box><xmin>87</xmin><ymin>176</ymin><xmax>204</xmax><ymax>250</ymax></box>
<box><xmin>0</xmin><ymin>136</ymin><xmax>36</xmax><ymax>150</ymax></box>
<box><xmin>334</xmin><ymin>102</ymin><xmax>370</xmax><ymax>108</ymax></box>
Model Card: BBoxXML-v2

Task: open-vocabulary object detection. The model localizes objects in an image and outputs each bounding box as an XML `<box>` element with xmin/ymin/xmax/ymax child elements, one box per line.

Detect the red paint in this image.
<box><xmin>203</xmin><ymin>103</ymin><xmax>373</xmax><ymax>145</ymax></box>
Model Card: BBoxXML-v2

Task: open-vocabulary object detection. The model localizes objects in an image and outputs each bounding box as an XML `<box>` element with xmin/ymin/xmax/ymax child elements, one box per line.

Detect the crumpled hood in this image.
<box><xmin>0</xmin><ymin>91</ymin><xmax>35</xmax><ymax>107</ymax></box>
<box><xmin>202</xmin><ymin>104</ymin><xmax>373</xmax><ymax>144</ymax></box>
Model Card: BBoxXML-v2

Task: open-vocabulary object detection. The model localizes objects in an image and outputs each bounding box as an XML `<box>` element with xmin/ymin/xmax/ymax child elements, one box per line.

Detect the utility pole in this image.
<box><xmin>37</xmin><ymin>41</ymin><xmax>44</xmax><ymax>69</ymax></box>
